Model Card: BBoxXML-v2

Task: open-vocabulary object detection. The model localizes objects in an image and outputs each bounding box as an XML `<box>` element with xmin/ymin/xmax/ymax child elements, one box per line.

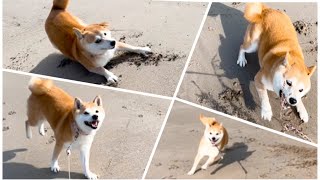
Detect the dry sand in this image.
<box><xmin>146</xmin><ymin>102</ymin><xmax>317</xmax><ymax>179</ymax></box>
<box><xmin>3</xmin><ymin>0</ymin><xmax>207</xmax><ymax>96</ymax></box>
<box><xmin>2</xmin><ymin>72</ymin><xmax>170</xmax><ymax>179</ymax></box>
<box><xmin>178</xmin><ymin>3</ymin><xmax>318</xmax><ymax>143</ymax></box>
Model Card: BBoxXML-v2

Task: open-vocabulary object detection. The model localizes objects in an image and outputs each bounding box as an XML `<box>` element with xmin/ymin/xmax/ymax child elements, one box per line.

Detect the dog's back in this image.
<box><xmin>26</xmin><ymin>77</ymin><xmax>74</xmax><ymax>137</ymax></box>
<box><xmin>45</xmin><ymin>0</ymin><xmax>84</xmax><ymax>60</ymax></box>
<box><xmin>244</xmin><ymin>3</ymin><xmax>303</xmax><ymax>66</ymax></box>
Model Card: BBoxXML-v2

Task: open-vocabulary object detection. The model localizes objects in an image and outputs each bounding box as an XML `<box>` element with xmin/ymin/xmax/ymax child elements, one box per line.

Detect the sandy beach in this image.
<box><xmin>3</xmin><ymin>72</ymin><xmax>170</xmax><ymax>179</ymax></box>
<box><xmin>146</xmin><ymin>102</ymin><xmax>317</xmax><ymax>179</ymax></box>
<box><xmin>3</xmin><ymin>0</ymin><xmax>207</xmax><ymax>96</ymax></box>
<box><xmin>178</xmin><ymin>2</ymin><xmax>318</xmax><ymax>143</ymax></box>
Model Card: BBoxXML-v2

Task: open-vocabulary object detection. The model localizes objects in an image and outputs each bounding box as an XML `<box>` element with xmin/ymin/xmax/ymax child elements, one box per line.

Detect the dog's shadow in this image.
<box><xmin>209</xmin><ymin>3</ymin><xmax>260</xmax><ymax>110</ymax></box>
<box><xmin>3</xmin><ymin>149</ymin><xmax>85</xmax><ymax>179</ymax></box>
<box><xmin>30</xmin><ymin>52</ymin><xmax>148</xmax><ymax>85</ymax></box>
<box><xmin>30</xmin><ymin>53</ymin><xmax>106</xmax><ymax>84</ymax></box>
<box><xmin>210</xmin><ymin>142</ymin><xmax>255</xmax><ymax>175</ymax></box>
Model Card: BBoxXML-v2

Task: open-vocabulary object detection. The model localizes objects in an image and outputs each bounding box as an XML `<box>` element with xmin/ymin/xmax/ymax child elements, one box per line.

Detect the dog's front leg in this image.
<box><xmin>188</xmin><ymin>153</ymin><xmax>203</xmax><ymax>175</ymax></box>
<box><xmin>201</xmin><ymin>155</ymin><xmax>216</xmax><ymax>170</ymax></box>
<box><xmin>51</xmin><ymin>142</ymin><xmax>63</xmax><ymax>173</ymax></box>
<box><xmin>255</xmin><ymin>72</ymin><xmax>272</xmax><ymax>121</ymax></box>
<box><xmin>80</xmin><ymin>146</ymin><xmax>97</xmax><ymax>179</ymax></box>
<box><xmin>296</xmin><ymin>100</ymin><xmax>309</xmax><ymax>123</ymax></box>
<box><xmin>116</xmin><ymin>42</ymin><xmax>151</xmax><ymax>56</ymax></box>
<box><xmin>89</xmin><ymin>67</ymin><xmax>118</xmax><ymax>85</ymax></box>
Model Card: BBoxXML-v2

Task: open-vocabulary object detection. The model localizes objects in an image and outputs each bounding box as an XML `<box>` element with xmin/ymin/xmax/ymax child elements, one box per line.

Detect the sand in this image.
<box><xmin>2</xmin><ymin>72</ymin><xmax>170</xmax><ymax>179</ymax></box>
<box><xmin>146</xmin><ymin>101</ymin><xmax>317</xmax><ymax>179</ymax></box>
<box><xmin>178</xmin><ymin>3</ymin><xmax>318</xmax><ymax>143</ymax></box>
<box><xmin>3</xmin><ymin>0</ymin><xmax>208</xmax><ymax>96</ymax></box>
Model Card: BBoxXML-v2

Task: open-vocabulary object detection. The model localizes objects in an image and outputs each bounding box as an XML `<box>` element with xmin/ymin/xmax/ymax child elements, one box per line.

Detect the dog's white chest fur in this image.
<box><xmin>94</xmin><ymin>49</ymin><xmax>116</xmax><ymax>67</ymax></box>
<box><xmin>199</xmin><ymin>142</ymin><xmax>220</xmax><ymax>157</ymax></box>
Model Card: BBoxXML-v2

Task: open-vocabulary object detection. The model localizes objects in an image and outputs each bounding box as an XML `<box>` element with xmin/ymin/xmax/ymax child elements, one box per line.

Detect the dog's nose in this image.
<box><xmin>289</xmin><ymin>98</ymin><xmax>297</xmax><ymax>105</ymax></box>
<box><xmin>92</xmin><ymin>115</ymin><xmax>98</xmax><ymax>120</ymax></box>
<box><xmin>212</xmin><ymin>137</ymin><xmax>216</xmax><ymax>141</ymax></box>
<box><xmin>110</xmin><ymin>41</ymin><xmax>116</xmax><ymax>46</ymax></box>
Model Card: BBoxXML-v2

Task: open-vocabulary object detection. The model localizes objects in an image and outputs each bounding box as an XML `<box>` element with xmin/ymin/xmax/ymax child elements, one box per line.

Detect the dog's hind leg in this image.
<box><xmin>26</xmin><ymin>97</ymin><xmax>44</xmax><ymax>138</ymax></box>
<box><xmin>237</xmin><ymin>23</ymin><xmax>262</xmax><ymax>67</ymax></box>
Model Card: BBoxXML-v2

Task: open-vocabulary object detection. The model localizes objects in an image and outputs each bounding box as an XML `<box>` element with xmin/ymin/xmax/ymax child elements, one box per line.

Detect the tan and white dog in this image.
<box><xmin>188</xmin><ymin>115</ymin><xmax>228</xmax><ymax>175</ymax></box>
<box><xmin>237</xmin><ymin>3</ymin><xmax>316</xmax><ymax>122</ymax></box>
<box><xmin>26</xmin><ymin>77</ymin><xmax>105</xmax><ymax>179</ymax></box>
<box><xmin>45</xmin><ymin>0</ymin><xmax>151</xmax><ymax>85</ymax></box>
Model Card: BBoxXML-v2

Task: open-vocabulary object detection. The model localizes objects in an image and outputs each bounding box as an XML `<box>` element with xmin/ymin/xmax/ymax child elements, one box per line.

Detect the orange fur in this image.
<box><xmin>199</xmin><ymin>114</ymin><xmax>228</xmax><ymax>150</ymax></box>
<box><xmin>45</xmin><ymin>0</ymin><xmax>110</xmax><ymax>70</ymax></box>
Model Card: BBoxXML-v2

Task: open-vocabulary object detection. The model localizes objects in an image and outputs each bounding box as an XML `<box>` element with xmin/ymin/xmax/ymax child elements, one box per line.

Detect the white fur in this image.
<box><xmin>188</xmin><ymin>128</ymin><xmax>223</xmax><ymax>175</ymax></box>
<box><xmin>237</xmin><ymin>41</ymin><xmax>258</xmax><ymax>67</ymax></box>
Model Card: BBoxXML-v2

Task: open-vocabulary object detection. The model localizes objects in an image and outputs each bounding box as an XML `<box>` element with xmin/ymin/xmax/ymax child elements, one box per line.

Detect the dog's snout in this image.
<box><xmin>289</xmin><ymin>97</ymin><xmax>297</xmax><ymax>105</ymax></box>
<box><xmin>212</xmin><ymin>137</ymin><xmax>216</xmax><ymax>141</ymax></box>
<box><xmin>110</xmin><ymin>40</ymin><xmax>116</xmax><ymax>46</ymax></box>
<box><xmin>92</xmin><ymin>115</ymin><xmax>98</xmax><ymax>120</ymax></box>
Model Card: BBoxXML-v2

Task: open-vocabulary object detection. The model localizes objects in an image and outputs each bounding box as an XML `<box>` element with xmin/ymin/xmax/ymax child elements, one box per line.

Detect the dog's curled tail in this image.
<box><xmin>52</xmin><ymin>0</ymin><xmax>69</xmax><ymax>10</ymax></box>
<box><xmin>28</xmin><ymin>77</ymin><xmax>53</xmax><ymax>95</ymax></box>
<box><xmin>244</xmin><ymin>3</ymin><xmax>268</xmax><ymax>23</ymax></box>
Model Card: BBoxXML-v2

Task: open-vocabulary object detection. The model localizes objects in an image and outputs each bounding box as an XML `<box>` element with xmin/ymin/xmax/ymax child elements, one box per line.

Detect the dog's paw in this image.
<box><xmin>106</xmin><ymin>74</ymin><xmax>119</xmax><ymax>85</ymax></box>
<box><xmin>85</xmin><ymin>171</ymin><xmax>98</xmax><ymax>179</ymax></box>
<box><xmin>261</xmin><ymin>108</ymin><xmax>272</xmax><ymax>121</ymax></box>
<box><xmin>237</xmin><ymin>55</ymin><xmax>247</xmax><ymax>67</ymax></box>
<box><xmin>138</xmin><ymin>46</ymin><xmax>152</xmax><ymax>56</ymax></box>
<box><xmin>39</xmin><ymin>124</ymin><xmax>45</xmax><ymax>136</ymax></box>
<box><xmin>201</xmin><ymin>165</ymin><xmax>208</xmax><ymax>170</ymax></box>
<box><xmin>50</xmin><ymin>162</ymin><xmax>60</xmax><ymax>173</ymax></box>
<box><xmin>187</xmin><ymin>170</ymin><xmax>195</xmax><ymax>175</ymax></box>
<box><xmin>298</xmin><ymin>109</ymin><xmax>309</xmax><ymax>123</ymax></box>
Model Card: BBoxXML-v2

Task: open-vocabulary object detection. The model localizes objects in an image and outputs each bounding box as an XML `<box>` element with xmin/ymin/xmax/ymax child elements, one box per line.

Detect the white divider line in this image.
<box><xmin>176</xmin><ymin>98</ymin><xmax>318</xmax><ymax>148</ymax></box>
<box><xmin>141</xmin><ymin>2</ymin><xmax>212</xmax><ymax>179</ymax></box>
<box><xmin>156</xmin><ymin>0</ymin><xmax>318</xmax><ymax>3</ymax></box>
<box><xmin>317</xmin><ymin>1</ymin><xmax>320</xmax><ymax>177</ymax></box>
<box><xmin>2</xmin><ymin>69</ymin><xmax>172</xmax><ymax>101</ymax></box>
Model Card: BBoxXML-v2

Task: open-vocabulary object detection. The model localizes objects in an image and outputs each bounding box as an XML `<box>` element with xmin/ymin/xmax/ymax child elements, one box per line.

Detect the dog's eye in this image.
<box><xmin>299</xmin><ymin>89</ymin><xmax>303</xmax><ymax>92</ymax></box>
<box><xmin>286</xmin><ymin>80</ymin><xmax>292</xmax><ymax>86</ymax></box>
<box><xmin>95</xmin><ymin>39</ymin><xmax>102</xmax><ymax>44</ymax></box>
<box><xmin>104</xmin><ymin>33</ymin><xmax>107</xmax><ymax>36</ymax></box>
<box><xmin>84</xmin><ymin>111</ymin><xmax>89</xmax><ymax>115</ymax></box>
<box><xmin>216</xmin><ymin>133</ymin><xmax>219</xmax><ymax>135</ymax></box>
<box><xmin>96</xmin><ymin>110</ymin><xmax>99</xmax><ymax>113</ymax></box>
<box><xmin>209</xmin><ymin>132</ymin><xmax>212</xmax><ymax>135</ymax></box>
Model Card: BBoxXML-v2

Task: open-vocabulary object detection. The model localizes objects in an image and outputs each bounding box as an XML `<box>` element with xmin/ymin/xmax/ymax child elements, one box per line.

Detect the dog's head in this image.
<box><xmin>73</xmin><ymin>96</ymin><xmax>105</xmax><ymax>134</ymax></box>
<box><xmin>73</xmin><ymin>22</ymin><xmax>116</xmax><ymax>55</ymax></box>
<box><xmin>199</xmin><ymin>114</ymin><xmax>225</xmax><ymax>146</ymax></box>
<box><xmin>275</xmin><ymin>52</ymin><xmax>316</xmax><ymax>107</ymax></box>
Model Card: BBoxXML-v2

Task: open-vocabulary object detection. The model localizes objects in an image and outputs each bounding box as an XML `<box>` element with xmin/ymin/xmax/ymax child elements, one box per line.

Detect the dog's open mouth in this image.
<box><xmin>280</xmin><ymin>90</ymin><xmax>290</xmax><ymax>109</ymax></box>
<box><xmin>84</xmin><ymin>120</ymin><xmax>99</xmax><ymax>129</ymax></box>
<box><xmin>209</xmin><ymin>138</ymin><xmax>219</xmax><ymax>145</ymax></box>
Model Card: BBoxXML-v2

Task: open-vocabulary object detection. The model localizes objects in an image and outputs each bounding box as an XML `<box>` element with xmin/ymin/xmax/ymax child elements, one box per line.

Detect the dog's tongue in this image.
<box><xmin>91</xmin><ymin>121</ymin><xmax>99</xmax><ymax>127</ymax></box>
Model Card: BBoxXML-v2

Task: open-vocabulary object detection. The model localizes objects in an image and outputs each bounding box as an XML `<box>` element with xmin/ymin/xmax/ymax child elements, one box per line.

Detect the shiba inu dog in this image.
<box><xmin>26</xmin><ymin>77</ymin><xmax>105</xmax><ymax>179</ymax></box>
<box><xmin>45</xmin><ymin>0</ymin><xmax>151</xmax><ymax>85</ymax></box>
<box><xmin>188</xmin><ymin>114</ymin><xmax>228</xmax><ymax>175</ymax></box>
<box><xmin>237</xmin><ymin>3</ymin><xmax>316</xmax><ymax>122</ymax></box>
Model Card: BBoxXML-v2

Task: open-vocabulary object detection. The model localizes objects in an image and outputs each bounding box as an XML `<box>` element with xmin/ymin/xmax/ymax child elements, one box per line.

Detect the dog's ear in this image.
<box><xmin>219</xmin><ymin>122</ymin><xmax>223</xmax><ymax>127</ymax></box>
<box><xmin>199</xmin><ymin>114</ymin><xmax>207</xmax><ymax>125</ymax></box>
<box><xmin>74</xmin><ymin>98</ymin><xmax>84</xmax><ymax>110</ymax></box>
<box><xmin>99</xmin><ymin>22</ymin><xmax>109</xmax><ymax>28</ymax></box>
<box><xmin>200</xmin><ymin>114</ymin><xmax>216</xmax><ymax>126</ymax></box>
<box><xmin>93</xmin><ymin>95</ymin><xmax>102</xmax><ymax>106</ymax></box>
<box><xmin>282</xmin><ymin>52</ymin><xmax>293</xmax><ymax>67</ymax></box>
<box><xmin>73</xmin><ymin>28</ymin><xmax>84</xmax><ymax>39</ymax></box>
<box><xmin>307</xmin><ymin>66</ymin><xmax>316</xmax><ymax>76</ymax></box>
